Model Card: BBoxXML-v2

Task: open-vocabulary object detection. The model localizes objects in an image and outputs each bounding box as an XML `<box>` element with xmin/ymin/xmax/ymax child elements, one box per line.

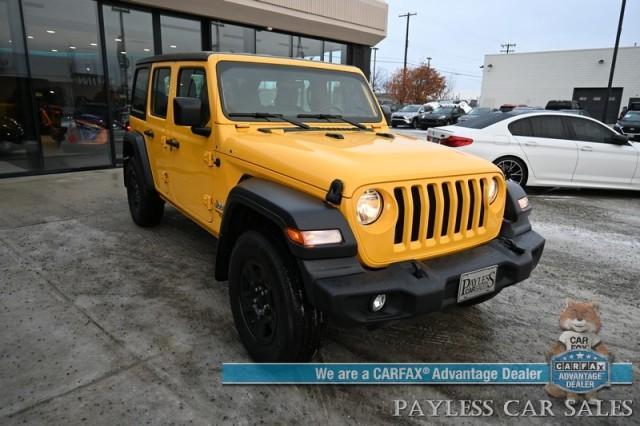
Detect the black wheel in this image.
<box><xmin>125</xmin><ymin>158</ymin><xmax>164</xmax><ymax>227</ymax></box>
<box><xmin>494</xmin><ymin>156</ymin><xmax>528</xmax><ymax>187</ymax></box>
<box><xmin>229</xmin><ymin>230</ymin><xmax>324</xmax><ymax>362</ymax></box>
<box><xmin>391</xmin><ymin>122</ymin><xmax>398</xmax><ymax>128</ymax></box>
<box><xmin>411</xmin><ymin>118</ymin><xmax>418</xmax><ymax>128</ymax></box>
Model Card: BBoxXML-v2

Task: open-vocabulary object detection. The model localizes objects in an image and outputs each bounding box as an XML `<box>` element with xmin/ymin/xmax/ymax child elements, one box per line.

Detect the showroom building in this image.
<box><xmin>0</xmin><ymin>0</ymin><xmax>388</xmax><ymax>177</ymax></box>
<box><xmin>479</xmin><ymin>46</ymin><xmax>640</xmax><ymax>123</ymax></box>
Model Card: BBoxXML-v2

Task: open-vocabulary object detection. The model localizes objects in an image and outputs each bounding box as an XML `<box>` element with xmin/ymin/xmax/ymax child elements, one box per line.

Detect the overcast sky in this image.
<box><xmin>373</xmin><ymin>0</ymin><xmax>640</xmax><ymax>99</ymax></box>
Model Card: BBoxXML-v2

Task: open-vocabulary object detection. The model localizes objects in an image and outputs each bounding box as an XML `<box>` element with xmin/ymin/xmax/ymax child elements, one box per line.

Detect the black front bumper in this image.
<box><xmin>298</xmin><ymin>182</ymin><xmax>545</xmax><ymax>325</ymax></box>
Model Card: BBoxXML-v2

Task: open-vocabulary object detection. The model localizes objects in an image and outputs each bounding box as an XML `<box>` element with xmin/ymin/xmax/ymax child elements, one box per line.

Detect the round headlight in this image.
<box><xmin>488</xmin><ymin>177</ymin><xmax>499</xmax><ymax>203</ymax></box>
<box><xmin>356</xmin><ymin>189</ymin><xmax>383</xmax><ymax>225</ymax></box>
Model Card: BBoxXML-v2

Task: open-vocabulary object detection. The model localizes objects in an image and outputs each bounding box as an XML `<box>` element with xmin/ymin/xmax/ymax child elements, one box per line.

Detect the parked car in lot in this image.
<box><xmin>390</xmin><ymin>104</ymin><xmax>425</xmax><ymax>128</ymax></box>
<box><xmin>417</xmin><ymin>105</ymin><xmax>466</xmax><ymax>129</ymax></box>
<box><xmin>545</xmin><ymin>100</ymin><xmax>581</xmax><ymax>110</ymax></box>
<box><xmin>380</xmin><ymin>104</ymin><xmax>393</xmax><ymax>124</ymax></box>
<box><xmin>614</xmin><ymin>110</ymin><xmax>640</xmax><ymax>141</ymax></box>
<box><xmin>0</xmin><ymin>115</ymin><xmax>24</xmax><ymax>153</ymax></box>
<box><xmin>426</xmin><ymin>111</ymin><xmax>639</xmax><ymax>190</ymax></box>
<box><xmin>457</xmin><ymin>107</ymin><xmax>491</xmax><ymax>124</ymax></box>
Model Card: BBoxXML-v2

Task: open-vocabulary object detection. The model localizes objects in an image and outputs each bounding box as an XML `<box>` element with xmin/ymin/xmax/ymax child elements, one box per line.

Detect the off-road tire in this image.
<box><xmin>125</xmin><ymin>158</ymin><xmax>164</xmax><ymax>227</ymax></box>
<box><xmin>229</xmin><ymin>230</ymin><xmax>324</xmax><ymax>362</ymax></box>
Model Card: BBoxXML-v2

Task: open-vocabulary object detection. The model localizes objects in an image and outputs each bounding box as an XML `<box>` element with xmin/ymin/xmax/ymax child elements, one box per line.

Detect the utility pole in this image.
<box><xmin>399</xmin><ymin>12</ymin><xmax>417</xmax><ymax>74</ymax></box>
<box><xmin>371</xmin><ymin>47</ymin><xmax>379</xmax><ymax>90</ymax></box>
<box><xmin>426</xmin><ymin>57</ymin><xmax>432</xmax><ymax>68</ymax></box>
<box><xmin>500</xmin><ymin>43</ymin><xmax>516</xmax><ymax>54</ymax></box>
<box><xmin>603</xmin><ymin>0</ymin><xmax>626</xmax><ymax>123</ymax></box>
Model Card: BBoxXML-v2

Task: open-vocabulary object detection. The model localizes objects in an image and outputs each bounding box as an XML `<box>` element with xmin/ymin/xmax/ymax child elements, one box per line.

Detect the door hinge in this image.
<box><xmin>203</xmin><ymin>194</ymin><xmax>213</xmax><ymax>210</ymax></box>
<box><xmin>204</xmin><ymin>151</ymin><xmax>214</xmax><ymax>167</ymax></box>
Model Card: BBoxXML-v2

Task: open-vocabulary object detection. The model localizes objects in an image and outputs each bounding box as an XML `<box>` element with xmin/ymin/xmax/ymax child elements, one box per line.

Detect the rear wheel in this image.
<box><xmin>229</xmin><ymin>230</ymin><xmax>324</xmax><ymax>362</ymax></box>
<box><xmin>391</xmin><ymin>122</ymin><xmax>398</xmax><ymax>128</ymax></box>
<box><xmin>494</xmin><ymin>156</ymin><xmax>528</xmax><ymax>187</ymax></box>
<box><xmin>125</xmin><ymin>158</ymin><xmax>164</xmax><ymax>227</ymax></box>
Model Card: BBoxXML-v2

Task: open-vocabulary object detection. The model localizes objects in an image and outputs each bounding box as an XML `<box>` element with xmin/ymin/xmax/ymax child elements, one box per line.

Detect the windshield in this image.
<box><xmin>218</xmin><ymin>61</ymin><xmax>381</xmax><ymax>123</ymax></box>
<box><xmin>469</xmin><ymin>107</ymin><xmax>490</xmax><ymax>115</ymax></box>
<box><xmin>398</xmin><ymin>105</ymin><xmax>421</xmax><ymax>112</ymax></box>
<box><xmin>623</xmin><ymin>111</ymin><xmax>640</xmax><ymax>120</ymax></box>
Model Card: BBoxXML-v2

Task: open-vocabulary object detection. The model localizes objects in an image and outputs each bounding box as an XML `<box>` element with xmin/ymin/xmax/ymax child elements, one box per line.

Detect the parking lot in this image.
<box><xmin>1</xmin><ymin>166</ymin><xmax>639</xmax><ymax>424</ymax></box>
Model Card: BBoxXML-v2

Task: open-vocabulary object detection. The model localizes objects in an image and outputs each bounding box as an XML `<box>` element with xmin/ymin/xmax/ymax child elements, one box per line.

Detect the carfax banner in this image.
<box><xmin>223</xmin><ymin>361</ymin><xmax>633</xmax><ymax>385</ymax></box>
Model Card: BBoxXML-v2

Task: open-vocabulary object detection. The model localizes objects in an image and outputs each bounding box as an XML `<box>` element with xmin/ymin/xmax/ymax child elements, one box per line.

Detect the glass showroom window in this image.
<box><xmin>103</xmin><ymin>5</ymin><xmax>154</xmax><ymax>161</ymax></box>
<box><xmin>211</xmin><ymin>22</ymin><xmax>255</xmax><ymax>53</ymax></box>
<box><xmin>23</xmin><ymin>0</ymin><xmax>111</xmax><ymax>170</ymax></box>
<box><xmin>256</xmin><ymin>30</ymin><xmax>291</xmax><ymax>58</ymax></box>
<box><xmin>293</xmin><ymin>37</ymin><xmax>322</xmax><ymax>61</ymax></box>
<box><xmin>0</xmin><ymin>0</ymin><xmax>40</xmax><ymax>175</ymax></box>
<box><xmin>160</xmin><ymin>15</ymin><xmax>201</xmax><ymax>53</ymax></box>
<box><xmin>323</xmin><ymin>41</ymin><xmax>347</xmax><ymax>64</ymax></box>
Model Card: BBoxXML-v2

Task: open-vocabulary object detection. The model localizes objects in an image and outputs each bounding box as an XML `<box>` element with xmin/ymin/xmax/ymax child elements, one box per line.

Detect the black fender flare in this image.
<box><xmin>123</xmin><ymin>131</ymin><xmax>154</xmax><ymax>192</ymax></box>
<box><xmin>500</xmin><ymin>180</ymin><xmax>533</xmax><ymax>238</ymax></box>
<box><xmin>214</xmin><ymin>178</ymin><xmax>357</xmax><ymax>281</ymax></box>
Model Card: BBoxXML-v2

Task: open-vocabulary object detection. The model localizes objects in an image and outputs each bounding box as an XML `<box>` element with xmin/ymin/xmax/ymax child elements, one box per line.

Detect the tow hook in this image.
<box><xmin>499</xmin><ymin>237</ymin><xmax>526</xmax><ymax>255</ymax></box>
<box><xmin>411</xmin><ymin>261</ymin><xmax>427</xmax><ymax>278</ymax></box>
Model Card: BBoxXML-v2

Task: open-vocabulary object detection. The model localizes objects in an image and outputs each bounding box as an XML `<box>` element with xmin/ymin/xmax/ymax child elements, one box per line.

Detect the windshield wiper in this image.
<box><xmin>228</xmin><ymin>112</ymin><xmax>310</xmax><ymax>129</ymax></box>
<box><xmin>296</xmin><ymin>114</ymin><xmax>368</xmax><ymax>130</ymax></box>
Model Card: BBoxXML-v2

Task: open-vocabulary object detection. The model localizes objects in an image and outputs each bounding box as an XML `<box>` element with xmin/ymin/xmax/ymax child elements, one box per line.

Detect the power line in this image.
<box><xmin>500</xmin><ymin>43</ymin><xmax>516</xmax><ymax>54</ymax></box>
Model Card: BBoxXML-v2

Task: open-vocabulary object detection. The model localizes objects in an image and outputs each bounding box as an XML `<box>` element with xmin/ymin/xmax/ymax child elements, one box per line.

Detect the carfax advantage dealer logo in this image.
<box><xmin>550</xmin><ymin>350</ymin><xmax>610</xmax><ymax>394</ymax></box>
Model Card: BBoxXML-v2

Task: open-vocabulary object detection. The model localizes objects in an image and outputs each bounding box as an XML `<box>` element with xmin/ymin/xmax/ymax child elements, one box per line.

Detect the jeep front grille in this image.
<box><xmin>392</xmin><ymin>177</ymin><xmax>489</xmax><ymax>246</ymax></box>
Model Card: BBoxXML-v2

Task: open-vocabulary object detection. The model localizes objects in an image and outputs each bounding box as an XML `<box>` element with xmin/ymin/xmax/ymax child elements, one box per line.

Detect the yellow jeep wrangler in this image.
<box><xmin>124</xmin><ymin>52</ymin><xmax>544</xmax><ymax>362</ymax></box>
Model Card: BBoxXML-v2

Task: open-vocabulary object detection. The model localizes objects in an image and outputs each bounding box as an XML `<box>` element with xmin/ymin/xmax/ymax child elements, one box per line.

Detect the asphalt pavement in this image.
<box><xmin>0</xmin><ymin>164</ymin><xmax>638</xmax><ymax>424</ymax></box>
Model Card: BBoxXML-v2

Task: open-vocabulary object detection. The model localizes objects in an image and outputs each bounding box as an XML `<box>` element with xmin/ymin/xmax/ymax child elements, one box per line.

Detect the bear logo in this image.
<box><xmin>544</xmin><ymin>299</ymin><xmax>610</xmax><ymax>404</ymax></box>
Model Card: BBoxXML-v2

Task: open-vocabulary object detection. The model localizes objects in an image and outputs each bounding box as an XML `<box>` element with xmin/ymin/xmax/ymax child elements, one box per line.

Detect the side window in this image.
<box><xmin>566</xmin><ymin>117</ymin><xmax>614</xmax><ymax>143</ymax></box>
<box><xmin>529</xmin><ymin>116</ymin><xmax>568</xmax><ymax>140</ymax></box>
<box><xmin>151</xmin><ymin>67</ymin><xmax>171</xmax><ymax>118</ymax></box>
<box><xmin>508</xmin><ymin>118</ymin><xmax>533</xmax><ymax>137</ymax></box>
<box><xmin>177</xmin><ymin>68</ymin><xmax>209</xmax><ymax>124</ymax></box>
<box><xmin>131</xmin><ymin>67</ymin><xmax>150</xmax><ymax>119</ymax></box>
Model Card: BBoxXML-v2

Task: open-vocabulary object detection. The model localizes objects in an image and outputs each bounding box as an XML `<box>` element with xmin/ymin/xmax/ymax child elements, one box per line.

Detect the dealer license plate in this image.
<box><xmin>457</xmin><ymin>265</ymin><xmax>498</xmax><ymax>303</ymax></box>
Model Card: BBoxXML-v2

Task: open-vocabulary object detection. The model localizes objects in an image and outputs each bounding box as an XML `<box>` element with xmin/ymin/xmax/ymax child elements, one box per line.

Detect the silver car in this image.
<box><xmin>390</xmin><ymin>104</ymin><xmax>428</xmax><ymax>128</ymax></box>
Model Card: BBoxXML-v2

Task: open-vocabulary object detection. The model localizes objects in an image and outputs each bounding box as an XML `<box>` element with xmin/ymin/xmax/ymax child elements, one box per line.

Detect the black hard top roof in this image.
<box><xmin>136</xmin><ymin>52</ymin><xmax>213</xmax><ymax>65</ymax></box>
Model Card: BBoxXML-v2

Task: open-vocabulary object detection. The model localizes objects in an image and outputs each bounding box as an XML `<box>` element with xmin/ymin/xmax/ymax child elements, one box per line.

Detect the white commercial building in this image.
<box><xmin>479</xmin><ymin>46</ymin><xmax>640</xmax><ymax>123</ymax></box>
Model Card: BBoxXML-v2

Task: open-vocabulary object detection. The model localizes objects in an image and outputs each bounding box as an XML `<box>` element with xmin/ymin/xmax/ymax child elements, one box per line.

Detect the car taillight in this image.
<box><xmin>441</xmin><ymin>135</ymin><xmax>473</xmax><ymax>147</ymax></box>
<box><xmin>125</xmin><ymin>121</ymin><xmax>131</xmax><ymax>132</ymax></box>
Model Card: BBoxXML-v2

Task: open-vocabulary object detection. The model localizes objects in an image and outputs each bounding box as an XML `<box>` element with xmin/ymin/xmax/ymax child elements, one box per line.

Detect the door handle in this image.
<box><xmin>143</xmin><ymin>129</ymin><xmax>154</xmax><ymax>138</ymax></box>
<box><xmin>165</xmin><ymin>138</ymin><xmax>180</xmax><ymax>149</ymax></box>
<box><xmin>580</xmin><ymin>146</ymin><xmax>593</xmax><ymax>152</ymax></box>
<box><xmin>524</xmin><ymin>141</ymin><xmax>538</xmax><ymax>147</ymax></box>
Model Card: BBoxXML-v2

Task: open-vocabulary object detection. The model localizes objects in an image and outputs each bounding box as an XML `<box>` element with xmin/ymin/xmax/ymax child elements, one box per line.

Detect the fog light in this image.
<box><xmin>371</xmin><ymin>294</ymin><xmax>387</xmax><ymax>312</ymax></box>
<box><xmin>518</xmin><ymin>196</ymin><xmax>529</xmax><ymax>210</ymax></box>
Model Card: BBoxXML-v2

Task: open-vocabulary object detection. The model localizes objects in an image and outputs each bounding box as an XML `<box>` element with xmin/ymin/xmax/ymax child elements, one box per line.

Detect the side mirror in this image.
<box><xmin>174</xmin><ymin>97</ymin><xmax>202</xmax><ymax>127</ymax></box>
<box><xmin>608</xmin><ymin>133</ymin><xmax>629</xmax><ymax>145</ymax></box>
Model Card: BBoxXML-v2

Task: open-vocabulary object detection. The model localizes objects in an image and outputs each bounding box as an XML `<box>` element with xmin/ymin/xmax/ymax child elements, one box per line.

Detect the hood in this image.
<box><xmin>618</xmin><ymin>119</ymin><xmax>640</xmax><ymax>127</ymax></box>
<box><xmin>225</xmin><ymin>129</ymin><xmax>499</xmax><ymax>197</ymax></box>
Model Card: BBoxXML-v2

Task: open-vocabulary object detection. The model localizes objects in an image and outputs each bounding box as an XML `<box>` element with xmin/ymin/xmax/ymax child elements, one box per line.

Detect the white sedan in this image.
<box><xmin>425</xmin><ymin>111</ymin><xmax>640</xmax><ymax>190</ymax></box>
